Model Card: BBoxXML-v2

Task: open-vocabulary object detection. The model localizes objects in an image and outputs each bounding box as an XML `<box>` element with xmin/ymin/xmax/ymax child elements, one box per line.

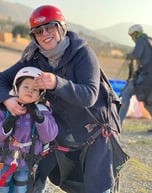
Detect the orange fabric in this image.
<box><xmin>127</xmin><ymin>95</ymin><xmax>151</xmax><ymax>119</ymax></box>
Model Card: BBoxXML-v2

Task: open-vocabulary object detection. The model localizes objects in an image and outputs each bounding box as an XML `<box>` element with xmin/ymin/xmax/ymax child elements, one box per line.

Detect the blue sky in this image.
<box><xmin>6</xmin><ymin>0</ymin><xmax>152</xmax><ymax>30</ymax></box>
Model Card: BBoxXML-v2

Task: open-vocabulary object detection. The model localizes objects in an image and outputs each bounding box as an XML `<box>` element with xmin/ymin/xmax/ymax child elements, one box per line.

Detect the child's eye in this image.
<box><xmin>33</xmin><ymin>88</ymin><xmax>38</xmax><ymax>92</ymax></box>
<box><xmin>23</xmin><ymin>86</ymin><xmax>28</xmax><ymax>89</ymax></box>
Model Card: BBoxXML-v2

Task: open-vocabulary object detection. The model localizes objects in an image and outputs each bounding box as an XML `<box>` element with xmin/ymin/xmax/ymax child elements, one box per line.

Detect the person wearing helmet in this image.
<box><xmin>119</xmin><ymin>24</ymin><xmax>152</xmax><ymax>124</ymax></box>
<box><xmin>0</xmin><ymin>5</ymin><xmax>123</xmax><ymax>193</ymax></box>
<box><xmin>128</xmin><ymin>24</ymin><xmax>143</xmax><ymax>42</ymax></box>
<box><xmin>0</xmin><ymin>67</ymin><xmax>58</xmax><ymax>193</ymax></box>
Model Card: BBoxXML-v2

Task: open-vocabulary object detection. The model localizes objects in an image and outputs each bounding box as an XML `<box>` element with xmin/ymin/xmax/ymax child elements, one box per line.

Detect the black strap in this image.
<box><xmin>0</xmin><ymin>111</ymin><xmax>12</xmax><ymax>163</ymax></box>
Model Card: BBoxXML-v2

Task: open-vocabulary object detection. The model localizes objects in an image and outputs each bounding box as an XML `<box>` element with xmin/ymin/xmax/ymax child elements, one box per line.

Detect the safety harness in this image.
<box><xmin>0</xmin><ymin>110</ymin><xmax>48</xmax><ymax>188</ymax></box>
<box><xmin>47</xmin><ymin>66</ymin><xmax>129</xmax><ymax>193</ymax></box>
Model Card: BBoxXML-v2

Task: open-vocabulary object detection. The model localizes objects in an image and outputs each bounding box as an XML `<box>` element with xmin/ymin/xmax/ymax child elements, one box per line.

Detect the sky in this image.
<box><xmin>6</xmin><ymin>0</ymin><xmax>152</xmax><ymax>30</ymax></box>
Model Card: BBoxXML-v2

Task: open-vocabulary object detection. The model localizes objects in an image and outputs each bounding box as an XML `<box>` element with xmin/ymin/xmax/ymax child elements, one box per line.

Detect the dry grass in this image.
<box><xmin>98</xmin><ymin>55</ymin><xmax>127</xmax><ymax>79</ymax></box>
<box><xmin>0</xmin><ymin>41</ymin><xmax>127</xmax><ymax>79</ymax></box>
<box><xmin>0</xmin><ymin>48</ymin><xmax>21</xmax><ymax>71</ymax></box>
<box><xmin>120</xmin><ymin>118</ymin><xmax>152</xmax><ymax>193</ymax></box>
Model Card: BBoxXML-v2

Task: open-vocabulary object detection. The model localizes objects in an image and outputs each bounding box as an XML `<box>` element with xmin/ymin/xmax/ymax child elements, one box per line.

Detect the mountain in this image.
<box><xmin>0</xmin><ymin>0</ymin><xmax>133</xmax><ymax>51</ymax></box>
<box><xmin>67</xmin><ymin>22</ymin><xmax>110</xmax><ymax>42</ymax></box>
<box><xmin>0</xmin><ymin>0</ymin><xmax>32</xmax><ymax>23</ymax></box>
<box><xmin>96</xmin><ymin>23</ymin><xmax>132</xmax><ymax>46</ymax></box>
<box><xmin>0</xmin><ymin>0</ymin><xmax>113</xmax><ymax>43</ymax></box>
<box><xmin>96</xmin><ymin>22</ymin><xmax>152</xmax><ymax>46</ymax></box>
<box><xmin>1</xmin><ymin>0</ymin><xmax>152</xmax><ymax>47</ymax></box>
<box><xmin>0</xmin><ymin>0</ymin><xmax>108</xmax><ymax>40</ymax></box>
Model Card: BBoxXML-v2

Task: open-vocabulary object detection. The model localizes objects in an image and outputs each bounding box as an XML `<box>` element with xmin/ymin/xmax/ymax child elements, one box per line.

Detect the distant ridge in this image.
<box><xmin>1</xmin><ymin>0</ymin><xmax>152</xmax><ymax>46</ymax></box>
<box><xmin>0</xmin><ymin>0</ymin><xmax>33</xmax><ymax>23</ymax></box>
<box><xmin>96</xmin><ymin>22</ymin><xmax>152</xmax><ymax>46</ymax></box>
<box><xmin>0</xmin><ymin>0</ymin><xmax>113</xmax><ymax>43</ymax></box>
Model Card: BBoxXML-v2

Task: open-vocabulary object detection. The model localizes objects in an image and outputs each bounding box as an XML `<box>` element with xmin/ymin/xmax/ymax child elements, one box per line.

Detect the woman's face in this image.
<box><xmin>33</xmin><ymin>23</ymin><xmax>61</xmax><ymax>50</ymax></box>
<box><xmin>18</xmin><ymin>78</ymin><xmax>40</xmax><ymax>104</ymax></box>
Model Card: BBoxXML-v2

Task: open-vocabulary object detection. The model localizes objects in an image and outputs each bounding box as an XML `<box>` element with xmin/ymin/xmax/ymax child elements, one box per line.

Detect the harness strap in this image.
<box><xmin>0</xmin><ymin>112</ymin><xmax>40</xmax><ymax>188</ymax></box>
<box><xmin>10</xmin><ymin>137</ymin><xmax>32</xmax><ymax>148</ymax></box>
<box><xmin>0</xmin><ymin>163</ymin><xmax>17</xmax><ymax>186</ymax></box>
<box><xmin>13</xmin><ymin>179</ymin><xmax>28</xmax><ymax>186</ymax></box>
<box><xmin>50</xmin><ymin>127</ymin><xmax>104</xmax><ymax>153</ymax></box>
<box><xmin>85</xmin><ymin>107</ymin><xmax>117</xmax><ymax>137</ymax></box>
<box><xmin>47</xmin><ymin>145</ymin><xmax>70</xmax><ymax>153</ymax></box>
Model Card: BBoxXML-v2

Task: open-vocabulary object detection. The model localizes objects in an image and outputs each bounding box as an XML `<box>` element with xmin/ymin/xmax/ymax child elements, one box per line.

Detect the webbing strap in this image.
<box><xmin>0</xmin><ymin>163</ymin><xmax>17</xmax><ymax>186</ymax></box>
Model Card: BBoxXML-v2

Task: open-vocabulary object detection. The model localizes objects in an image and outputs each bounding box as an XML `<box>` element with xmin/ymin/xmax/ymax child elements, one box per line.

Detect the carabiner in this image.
<box><xmin>101</xmin><ymin>126</ymin><xmax>112</xmax><ymax>138</ymax></box>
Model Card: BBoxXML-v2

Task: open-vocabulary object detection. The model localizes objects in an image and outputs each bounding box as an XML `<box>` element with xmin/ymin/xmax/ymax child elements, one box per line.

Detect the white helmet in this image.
<box><xmin>128</xmin><ymin>24</ymin><xmax>143</xmax><ymax>35</ymax></box>
<box><xmin>13</xmin><ymin>67</ymin><xmax>43</xmax><ymax>95</ymax></box>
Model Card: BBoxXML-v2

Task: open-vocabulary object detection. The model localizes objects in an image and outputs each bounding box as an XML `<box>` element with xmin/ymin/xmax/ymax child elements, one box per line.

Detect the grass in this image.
<box><xmin>120</xmin><ymin>118</ymin><xmax>152</xmax><ymax>193</ymax></box>
<box><xmin>128</xmin><ymin>159</ymin><xmax>152</xmax><ymax>181</ymax></box>
<box><xmin>122</xmin><ymin>118</ymin><xmax>152</xmax><ymax>131</ymax></box>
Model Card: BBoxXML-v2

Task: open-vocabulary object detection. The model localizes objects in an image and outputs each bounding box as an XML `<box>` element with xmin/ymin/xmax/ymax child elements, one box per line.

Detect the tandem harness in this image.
<box><xmin>47</xmin><ymin>103</ymin><xmax>129</xmax><ymax>193</ymax></box>
<box><xmin>0</xmin><ymin>113</ymin><xmax>109</xmax><ymax>188</ymax></box>
<box><xmin>47</xmin><ymin>65</ymin><xmax>130</xmax><ymax>193</ymax></box>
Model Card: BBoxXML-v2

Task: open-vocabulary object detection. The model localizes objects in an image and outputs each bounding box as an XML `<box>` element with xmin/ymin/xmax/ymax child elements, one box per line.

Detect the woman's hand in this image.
<box><xmin>3</xmin><ymin>97</ymin><xmax>26</xmax><ymax>116</ymax></box>
<box><xmin>34</xmin><ymin>72</ymin><xmax>57</xmax><ymax>90</ymax></box>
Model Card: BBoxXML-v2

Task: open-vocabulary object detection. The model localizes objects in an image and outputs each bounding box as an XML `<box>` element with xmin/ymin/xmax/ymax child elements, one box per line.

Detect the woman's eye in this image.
<box><xmin>23</xmin><ymin>86</ymin><xmax>28</xmax><ymax>89</ymax></box>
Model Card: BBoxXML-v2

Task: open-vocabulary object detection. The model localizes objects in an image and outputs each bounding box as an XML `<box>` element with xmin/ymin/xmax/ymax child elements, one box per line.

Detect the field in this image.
<box><xmin>0</xmin><ymin>44</ymin><xmax>152</xmax><ymax>193</ymax></box>
<box><xmin>0</xmin><ymin>41</ymin><xmax>127</xmax><ymax>79</ymax></box>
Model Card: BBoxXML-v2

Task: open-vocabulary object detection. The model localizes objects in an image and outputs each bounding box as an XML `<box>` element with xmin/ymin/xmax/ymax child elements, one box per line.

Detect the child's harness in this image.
<box><xmin>0</xmin><ymin>110</ymin><xmax>49</xmax><ymax>188</ymax></box>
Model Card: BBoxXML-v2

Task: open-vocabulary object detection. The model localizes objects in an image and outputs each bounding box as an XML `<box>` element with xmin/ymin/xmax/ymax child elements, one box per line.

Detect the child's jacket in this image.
<box><xmin>0</xmin><ymin>104</ymin><xmax>58</xmax><ymax>167</ymax></box>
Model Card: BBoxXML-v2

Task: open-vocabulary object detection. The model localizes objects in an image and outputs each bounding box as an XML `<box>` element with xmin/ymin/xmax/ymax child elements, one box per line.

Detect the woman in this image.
<box><xmin>0</xmin><ymin>5</ymin><xmax>122</xmax><ymax>193</ymax></box>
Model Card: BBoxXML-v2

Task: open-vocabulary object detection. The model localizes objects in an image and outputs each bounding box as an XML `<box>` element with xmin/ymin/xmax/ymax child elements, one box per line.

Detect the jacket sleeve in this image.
<box><xmin>35</xmin><ymin>104</ymin><xmax>58</xmax><ymax>143</ymax></box>
<box><xmin>127</xmin><ymin>38</ymin><xmax>145</xmax><ymax>60</ymax></box>
<box><xmin>49</xmin><ymin>46</ymin><xmax>101</xmax><ymax>108</ymax></box>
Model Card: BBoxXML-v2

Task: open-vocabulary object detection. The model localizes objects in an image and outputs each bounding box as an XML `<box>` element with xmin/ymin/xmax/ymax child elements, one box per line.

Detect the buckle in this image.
<box><xmin>85</xmin><ymin>123</ymin><xmax>98</xmax><ymax>133</ymax></box>
<box><xmin>11</xmin><ymin>150</ymin><xmax>26</xmax><ymax>160</ymax></box>
<box><xmin>86</xmin><ymin>136</ymin><xmax>95</xmax><ymax>145</ymax></box>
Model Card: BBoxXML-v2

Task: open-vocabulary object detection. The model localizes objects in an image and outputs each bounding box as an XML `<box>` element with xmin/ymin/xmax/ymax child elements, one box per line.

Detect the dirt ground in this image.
<box><xmin>0</xmin><ymin>46</ymin><xmax>126</xmax><ymax>80</ymax></box>
<box><xmin>0</xmin><ymin>48</ymin><xmax>22</xmax><ymax>71</ymax></box>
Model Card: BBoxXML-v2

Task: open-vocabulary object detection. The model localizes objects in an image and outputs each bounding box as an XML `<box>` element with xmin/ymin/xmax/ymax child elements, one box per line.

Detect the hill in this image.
<box><xmin>2</xmin><ymin>0</ymin><xmax>152</xmax><ymax>47</ymax></box>
<box><xmin>0</xmin><ymin>0</ymin><xmax>131</xmax><ymax>79</ymax></box>
<box><xmin>0</xmin><ymin>0</ymin><xmax>32</xmax><ymax>23</ymax></box>
<box><xmin>0</xmin><ymin>0</ymin><xmax>132</xmax><ymax>59</ymax></box>
<box><xmin>96</xmin><ymin>22</ymin><xmax>152</xmax><ymax>46</ymax></box>
<box><xmin>0</xmin><ymin>0</ymin><xmax>131</xmax><ymax>47</ymax></box>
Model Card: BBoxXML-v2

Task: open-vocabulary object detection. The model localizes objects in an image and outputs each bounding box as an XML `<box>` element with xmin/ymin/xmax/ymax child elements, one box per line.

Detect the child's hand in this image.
<box><xmin>26</xmin><ymin>103</ymin><xmax>44</xmax><ymax>123</ymax></box>
<box><xmin>2</xmin><ymin>115</ymin><xmax>18</xmax><ymax>134</ymax></box>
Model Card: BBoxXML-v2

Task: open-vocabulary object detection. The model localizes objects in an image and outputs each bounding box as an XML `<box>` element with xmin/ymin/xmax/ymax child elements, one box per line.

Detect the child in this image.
<box><xmin>0</xmin><ymin>67</ymin><xmax>58</xmax><ymax>193</ymax></box>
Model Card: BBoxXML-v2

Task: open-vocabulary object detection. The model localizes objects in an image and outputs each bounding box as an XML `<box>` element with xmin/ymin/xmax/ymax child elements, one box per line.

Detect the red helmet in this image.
<box><xmin>29</xmin><ymin>5</ymin><xmax>66</xmax><ymax>29</ymax></box>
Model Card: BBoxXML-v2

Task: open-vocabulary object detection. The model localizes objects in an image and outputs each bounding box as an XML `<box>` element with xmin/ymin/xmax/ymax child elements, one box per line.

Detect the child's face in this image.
<box><xmin>18</xmin><ymin>78</ymin><xmax>40</xmax><ymax>104</ymax></box>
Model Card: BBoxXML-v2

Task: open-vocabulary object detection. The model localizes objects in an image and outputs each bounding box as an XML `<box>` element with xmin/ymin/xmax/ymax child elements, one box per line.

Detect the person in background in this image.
<box><xmin>0</xmin><ymin>5</ymin><xmax>122</xmax><ymax>193</ymax></box>
<box><xmin>119</xmin><ymin>24</ymin><xmax>152</xmax><ymax>126</ymax></box>
<box><xmin>0</xmin><ymin>67</ymin><xmax>58</xmax><ymax>193</ymax></box>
